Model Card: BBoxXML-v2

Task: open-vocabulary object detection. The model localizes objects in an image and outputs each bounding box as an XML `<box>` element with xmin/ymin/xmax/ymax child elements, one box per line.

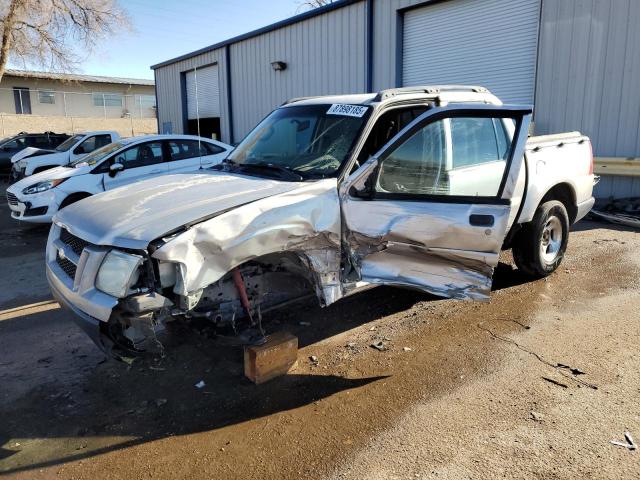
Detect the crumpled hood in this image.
<box><xmin>55</xmin><ymin>171</ymin><xmax>304</xmax><ymax>249</ymax></box>
<box><xmin>11</xmin><ymin>147</ymin><xmax>57</xmax><ymax>164</ymax></box>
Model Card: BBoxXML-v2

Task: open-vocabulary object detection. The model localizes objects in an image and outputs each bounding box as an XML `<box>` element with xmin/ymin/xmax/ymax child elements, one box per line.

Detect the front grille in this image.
<box><xmin>6</xmin><ymin>192</ymin><xmax>18</xmax><ymax>206</ymax></box>
<box><xmin>60</xmin><ymin>228</ymin><xmax>91</xmax><ymax>256</ymax></box>
<box><xmin>56</xmin><ymin>253</ymin><xmax>77</xmax><ymax>280</ymax></box>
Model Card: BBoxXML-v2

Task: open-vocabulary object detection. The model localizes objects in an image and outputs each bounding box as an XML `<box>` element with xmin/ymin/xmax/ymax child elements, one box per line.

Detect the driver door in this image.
<box><xmin>102</xmin><ymin>141</ymin><xmax>168</xmax><ymax>190</ymax></box>
<box><xmin>340</xmin><ymin>104</ymin><xmax>532</xmax><ymax>300</ymax></box>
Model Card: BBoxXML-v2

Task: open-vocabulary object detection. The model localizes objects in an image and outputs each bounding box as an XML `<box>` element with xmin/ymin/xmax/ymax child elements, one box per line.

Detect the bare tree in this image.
<box><xmin>0</xmin><ymin>0</ymin><xmax>130</xmax><ymax>82</ymax></box>
<box><xmin>296</xmin><ymin>0</ymin><xmax>335</xmax><ymax>13</ymax></box>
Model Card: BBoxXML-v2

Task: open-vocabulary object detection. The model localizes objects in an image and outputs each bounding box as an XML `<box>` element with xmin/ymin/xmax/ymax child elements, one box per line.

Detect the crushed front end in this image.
<box><xmin>46</xmin><ymin>223</ymin><xmax>173</xmax><ymax>356</ymax></box>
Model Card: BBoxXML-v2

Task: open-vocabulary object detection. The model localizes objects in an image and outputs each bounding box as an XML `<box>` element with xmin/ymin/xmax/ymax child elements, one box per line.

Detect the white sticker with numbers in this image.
<box><xmin>326</xmin><ymin>104</ymin><xmax>369</xmax><ymax>118</ymax></box>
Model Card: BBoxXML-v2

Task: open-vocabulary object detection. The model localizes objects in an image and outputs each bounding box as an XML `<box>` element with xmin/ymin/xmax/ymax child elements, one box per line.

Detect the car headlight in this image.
<box><xmin>96</xmin><ymin>250</ymin><xmax>143</xmax><ymax>298</ymax></box>
<box><xmin>22</xmin><ymin>178</ymin><xmax>67</xmax><ymax>195</ymax></box>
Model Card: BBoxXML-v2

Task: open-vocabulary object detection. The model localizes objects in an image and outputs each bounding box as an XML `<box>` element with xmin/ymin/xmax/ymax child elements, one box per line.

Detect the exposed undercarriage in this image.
<box><xmin>103</xmin><ymin>253</ymin><xmax>318</xmax><ymax>356</ymax></box>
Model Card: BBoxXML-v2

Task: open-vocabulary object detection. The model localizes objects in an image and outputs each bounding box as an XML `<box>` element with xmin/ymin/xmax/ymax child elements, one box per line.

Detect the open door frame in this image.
<box><xmin>339</xmin><ymin>104</ymin><xmax>533</xmax><ymax>300</ymax></box>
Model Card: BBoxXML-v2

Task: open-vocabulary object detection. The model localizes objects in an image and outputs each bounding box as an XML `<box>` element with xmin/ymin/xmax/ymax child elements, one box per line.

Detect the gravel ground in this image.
<box><xmin>0</xmin><ymin>188</ymin><xmax>639</xmax><ymax>479</ymax></box>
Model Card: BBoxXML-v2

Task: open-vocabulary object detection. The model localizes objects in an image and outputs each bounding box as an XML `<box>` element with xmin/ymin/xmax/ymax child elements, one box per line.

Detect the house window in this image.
<box><xmin>38</xmin><ymin>90</ymin><xmax>55</xmax><ymax>104</ymax></box>
<box><xmin>139</xmin><ymin>95</ymin><xmax>156</xmax><ymax>108</ymax></box>
<box><xmin>93</xmin><ymin>93</ymin><xmax>123</xmax><ymax>107</ymax></box>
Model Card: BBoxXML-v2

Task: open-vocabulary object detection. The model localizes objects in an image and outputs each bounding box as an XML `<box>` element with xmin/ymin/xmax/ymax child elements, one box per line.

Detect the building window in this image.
<box><xmin>93</xmin><ymin>93</ymin><xmax>123</xmax><ymax>107</ymax></box>
<box><xmin>139</xmin><ymin>95</ymin><xmax>156</xmax><ymax>108</ymax></box>
<box><xmin>38</xmin><ymin>90</ymin><xmax>55</xmax><ymax>104</ymax></box>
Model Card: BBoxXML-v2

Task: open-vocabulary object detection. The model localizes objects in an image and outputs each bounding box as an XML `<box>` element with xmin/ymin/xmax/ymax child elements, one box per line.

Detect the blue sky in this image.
<box><xmin>45</xmin><ymin>0</ymin><xmax>307</xmax><ymax>80</ymax></box>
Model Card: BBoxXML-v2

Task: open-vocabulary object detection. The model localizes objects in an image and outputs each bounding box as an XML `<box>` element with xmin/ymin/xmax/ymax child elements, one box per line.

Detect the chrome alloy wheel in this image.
<box><xmin>540</xmin><ymin>215</ymin><xmax>563</xmax><ymax>264</ymax></box>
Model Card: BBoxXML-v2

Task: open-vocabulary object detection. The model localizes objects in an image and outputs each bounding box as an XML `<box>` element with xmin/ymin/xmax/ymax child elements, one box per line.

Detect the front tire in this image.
<box><xmin>512</xmin><ymin>200</ymin><xmax>570</xmax><ymax>278</ymax></box>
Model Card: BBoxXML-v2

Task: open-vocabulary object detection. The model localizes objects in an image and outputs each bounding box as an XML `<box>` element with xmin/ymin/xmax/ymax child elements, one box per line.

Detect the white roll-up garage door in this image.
<box><xmin>402</xmin><ymin>0</ymin><xmax>540</xmax><ymax>104</ymax></box>
<box><xmin>185</xmin><ymin>65</ymin><xmax>220</xmax><ymax>119</ymax></box>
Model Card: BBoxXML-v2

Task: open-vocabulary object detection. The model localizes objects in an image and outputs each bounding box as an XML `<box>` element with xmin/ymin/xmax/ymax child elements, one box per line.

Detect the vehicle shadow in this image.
<box><xmin>0</xmin><ymin>263</ymin><xmax>531</xmax><ymax>474</ymax></box>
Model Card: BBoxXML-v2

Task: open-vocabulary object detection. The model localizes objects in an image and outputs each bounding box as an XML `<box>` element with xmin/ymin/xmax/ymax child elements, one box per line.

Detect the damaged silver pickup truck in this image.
<box><xmin>46</xmin><ymin>86</ymin><xmax>596</xmax><ymax>355</ymax></box>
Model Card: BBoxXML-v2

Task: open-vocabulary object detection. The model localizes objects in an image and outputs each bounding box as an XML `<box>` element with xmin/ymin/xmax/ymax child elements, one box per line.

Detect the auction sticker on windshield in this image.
<box><xmin>326</xmin><ymin>104</ymin><xmax>369</xmax><ymax>117</ymax></box>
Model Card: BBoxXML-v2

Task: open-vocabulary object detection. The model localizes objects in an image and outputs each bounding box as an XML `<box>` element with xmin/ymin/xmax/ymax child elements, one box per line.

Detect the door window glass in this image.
<box><xmin>2</xmin><ymin>137</ymin><xmax>26</xmax><ymax>151</ymax></box>
<box><xmin>115</xmin><ymin>142</ymin><xmax>163</xmax><ymax>168</ymax></box>
<box><xmin>75</xmin><ymin>134</ymin><xmax>112</xmax><ymax>154</ymax></box>
<box><xmin>450</xmin><ymin>117</ymin><xmax>510</xmax><ymax>168</ymax></box>
<box><xmin>377</xmin><ymin>120</ymin><xmax>447</xmax><ymax>195</ymax></box>
<box><xmin>377</xmin><ymin>116</ymin><xmax>514</xmax><ymax>197</ymax></box>
<box><xmin>167</xmin><ymin>140</ymin><xmax>218</xmax><ymax>161</ymax></box>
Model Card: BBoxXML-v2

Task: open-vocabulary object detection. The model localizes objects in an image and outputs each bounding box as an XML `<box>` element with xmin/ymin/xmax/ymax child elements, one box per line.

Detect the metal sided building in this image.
<box><xmin>152</xmin><ymin>0</ymin><xmax>640</xmax><ymax>198</ymax></box>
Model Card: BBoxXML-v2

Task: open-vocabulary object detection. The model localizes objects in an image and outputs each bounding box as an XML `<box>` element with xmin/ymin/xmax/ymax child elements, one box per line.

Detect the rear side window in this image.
<box><xmin>167</xmin><ymin>140</ymin><xmax>224</xmax><ymax>161</ymax></box>
<box><xmin>203</xmin><ymin>142</ymin><xmax>225</xmax><ymax>155</ymax></box>
<box><xmin>75</xmin><ymin>134</ymin><xmax>112</xmax><ymax>154</ymax></box>
<box><xmin>32</xmin><ymin>136</ymin><xmax>53</xmax><ymax>148</ymax></box>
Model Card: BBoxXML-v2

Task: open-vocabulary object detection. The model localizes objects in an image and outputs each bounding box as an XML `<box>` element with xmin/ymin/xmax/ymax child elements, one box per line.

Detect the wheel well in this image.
<box><xmin>539</xmin><ymin>183</ymin><xmax>577</xmax><ymax>223</ymax></box>
<box><xmin>59</xmin><ymin>192</ymin><xmax>92</xmax><ymax>209</ymax></box>
<box><xmin>32</xmin><ymin>165</ymin><xmax>57</xmax><ymax>175</ymax></box>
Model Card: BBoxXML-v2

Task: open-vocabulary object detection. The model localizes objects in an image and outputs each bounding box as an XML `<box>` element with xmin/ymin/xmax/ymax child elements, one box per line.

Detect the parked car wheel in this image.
<box><xmin>512</xmin><ymin>200</ymin><xmax>570</xmax><ymax>277</ymax></box>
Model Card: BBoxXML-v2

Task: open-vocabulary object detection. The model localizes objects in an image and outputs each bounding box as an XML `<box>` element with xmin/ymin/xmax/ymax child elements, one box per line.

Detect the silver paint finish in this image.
<box><xmin>341</xmin><ymin>195</ymin><xmax>511</xmax><ymax>300</ymax></box>
<box><xmin>54</xmin><ymin>172</ymin><xmax>301</xmax><ymax>250</ymax></box>
<box><xmin>152</xmin><ymin>179</ymin><xmax>343</xmax><ymax>304</ymax></box>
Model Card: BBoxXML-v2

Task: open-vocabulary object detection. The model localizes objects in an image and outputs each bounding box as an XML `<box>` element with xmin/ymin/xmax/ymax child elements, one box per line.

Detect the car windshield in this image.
<box><xmin>55</xmin><ymin>134</ymin><xmax>84</xmax><ymax>152</ymax></box>
<box><xmin>225</xmin><ymin>104</ymin><xmax>370</xmax><ymax>179</ymax></box>
<box><xmin>70</xmin><ymin>141</ymin><xmax>124</xmax><ymax>167</ymax></box>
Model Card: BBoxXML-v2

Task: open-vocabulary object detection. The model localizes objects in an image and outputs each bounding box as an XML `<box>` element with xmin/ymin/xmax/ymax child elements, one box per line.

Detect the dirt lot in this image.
<box><xmin>0</xmin><ymin>189</ymin><xmax>639</xmax><ymax>479</ymax></box>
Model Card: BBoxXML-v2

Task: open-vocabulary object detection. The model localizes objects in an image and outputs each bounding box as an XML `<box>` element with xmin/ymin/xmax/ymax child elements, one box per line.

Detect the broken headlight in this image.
<box><xmin>96</xmin><ymin>250</ymin><xmax>143</xmax><ymax>298</ymax></box>
<box><xmin>157</xmin><ymin>261</ymin><xmax>177</xmax><ymax>288</ymax></box>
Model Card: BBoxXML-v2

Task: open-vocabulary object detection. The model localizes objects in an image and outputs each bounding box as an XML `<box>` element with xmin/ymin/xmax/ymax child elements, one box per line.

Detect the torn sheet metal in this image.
<box><xmin>340</xmin><ymin>192</ymin><xmax>511</xmax><ymax>300</ymax></box>
<box><xmin>152</xmin><ymin>179</ymin><xmax>343</xmax><ymax>306</ymax></box>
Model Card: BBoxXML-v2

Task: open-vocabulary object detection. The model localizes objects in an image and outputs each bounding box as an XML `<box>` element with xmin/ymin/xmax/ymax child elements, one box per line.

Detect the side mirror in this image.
<box><xmin>74</xmin><ymin>146</ymin><xmax>86</xmax><ymax>155</ymax></box>
<box><xmin>109</xmin><ymin>162</ymin><xmax>124</xmax><ymax>177</ymax></box>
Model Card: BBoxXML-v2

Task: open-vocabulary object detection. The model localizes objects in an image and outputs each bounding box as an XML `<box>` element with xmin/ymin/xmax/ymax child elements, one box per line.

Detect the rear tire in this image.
<box><xmin>512</xmin><ymin>200</ymin><xmax>569</xmax><ymax>278</ymax></box>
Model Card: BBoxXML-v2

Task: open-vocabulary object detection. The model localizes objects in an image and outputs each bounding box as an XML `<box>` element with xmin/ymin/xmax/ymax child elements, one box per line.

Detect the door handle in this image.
<box><xmin>469</xmin><ymin>214</ymin><xmax>494</xmax><ymax>227</ymax></box>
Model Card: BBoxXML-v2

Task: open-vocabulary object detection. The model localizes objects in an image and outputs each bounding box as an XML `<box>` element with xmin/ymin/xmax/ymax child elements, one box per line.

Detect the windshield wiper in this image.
<box><xmin>237</xmin><ymin>162</ymin><xmax>305</xmax><ymax>181</ymax></box>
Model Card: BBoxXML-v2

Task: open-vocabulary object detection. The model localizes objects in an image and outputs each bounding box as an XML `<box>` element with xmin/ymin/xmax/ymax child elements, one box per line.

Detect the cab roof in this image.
<box><xmin>283</xmin><ymin>85</ymin><xmax>502</xmax><ymax>108</ymax></box>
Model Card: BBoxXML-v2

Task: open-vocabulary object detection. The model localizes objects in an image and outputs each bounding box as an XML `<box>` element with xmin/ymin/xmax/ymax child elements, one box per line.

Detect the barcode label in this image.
<box><xmin>326</xmin><ymin>104</ymin><xmax>369</xmax><ymax>118</ymax></box>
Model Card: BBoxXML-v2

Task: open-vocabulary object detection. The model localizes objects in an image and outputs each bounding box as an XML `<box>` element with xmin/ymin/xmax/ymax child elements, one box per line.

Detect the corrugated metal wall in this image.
<box><xmin>229</xmin><ymin>1</ymin><xmax>366</xmax><ymax>141</ymax></box>
<box><xmin>371</xmin><ymin>0</ymin><xmax>417</xmax><ymax>91</ymax></box>
<box><xmin>154</xmin><ymin>48</ymin><xmax>231</xmax><ymax>142</ymax></box>
<box><xmin>401</xmin><ymin>0</ymin><xmax>540</xmax><ymax>104</ymax></box>
<box><xmin>535</xmin><ymin>0</ymin><xmax>640</xmax><ymax>198</ymax></box>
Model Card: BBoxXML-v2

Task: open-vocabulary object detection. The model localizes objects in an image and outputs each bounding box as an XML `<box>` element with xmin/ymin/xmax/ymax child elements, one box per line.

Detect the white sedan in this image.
<box><xmin>6</xmin><ymin>135</ymin><xmax>232</xmax><ymax>223</ymax></box>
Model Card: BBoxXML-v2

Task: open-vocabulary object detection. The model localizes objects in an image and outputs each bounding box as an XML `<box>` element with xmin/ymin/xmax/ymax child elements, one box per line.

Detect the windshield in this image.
<box><xmin>70</xmin><ymin>141</ymin><xmax>125</xmax><ymax>167</ymax></box>
<box><xmin>55</xmin><ymin>134</ymin><xmax>84</xmax><ymax>152</ymax></box>
<box><xmin>226</xmin><ymin>104</ymin><xmax>370</xmax><ymax>179</ymax></box>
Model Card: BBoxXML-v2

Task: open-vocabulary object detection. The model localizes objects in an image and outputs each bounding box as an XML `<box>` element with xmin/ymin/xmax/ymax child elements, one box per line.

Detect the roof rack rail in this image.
<box><xmin>373</xmin><ymin>85</ymin><xmax>489</xmax><ymax>102</ymax></box>
<box><xmin>281</xmin><ymin>95</ymin><xmax>323</xmax><ymax>106</ymax></box>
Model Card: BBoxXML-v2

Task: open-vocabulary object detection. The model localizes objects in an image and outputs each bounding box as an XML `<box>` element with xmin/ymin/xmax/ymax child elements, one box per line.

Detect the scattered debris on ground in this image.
<box><xmin>542</xmin><ymin>376</ymin><xmax>569</xmax><ymax>389</ymax></box>
<box><xmin>590</xmin><ymin>197</ymin><xmax>640</xmax><ymax>229</ymax></box>
<box><xmin>370</xmin><ymin>341</ymin><xmax>387</xmax><ymax>351</ymax></box>
<box><xmin>529</xmin><ymin>411</ymin><xmax>543</xmax><ymax>422</ymax></box>
<box><xmin>610</xmin><ymin>431</ymin><xmax>637</xmax><ymax>451</ymax></box>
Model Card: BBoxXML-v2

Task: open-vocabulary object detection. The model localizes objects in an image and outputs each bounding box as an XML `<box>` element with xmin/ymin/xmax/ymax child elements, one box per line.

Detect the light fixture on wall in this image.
<box><xmin>271</xmin><ymin>61</ymin><xmax>287</xmax><ymax>71</ymax></box>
